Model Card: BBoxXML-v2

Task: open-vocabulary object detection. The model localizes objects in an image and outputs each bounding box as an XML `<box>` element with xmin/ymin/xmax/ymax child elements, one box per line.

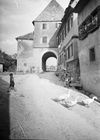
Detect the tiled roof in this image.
<box><xmin>16</xmin><ymin>32</ymin><xmax>34</xmax><ymax>40</ymax></box>
<box><xmin>33</xmin><ymin>0</ymin><xmax>64</xmax><ymax>22</ymax></box>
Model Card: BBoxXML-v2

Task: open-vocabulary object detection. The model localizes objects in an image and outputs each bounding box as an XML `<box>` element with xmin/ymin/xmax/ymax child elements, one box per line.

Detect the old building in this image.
<box><xmin>0</xmin><ymin>51</ymin><xmax>4</xmax><ymax>72</ymax></box>
<box><xmin>32</xmin><ymin>0</ymin><xmax>64</xmax><ymax>72</ymax></box>
<box><xmin>16</xmin><ymin>0</ymin><xmax>64</xmax><ymax>73</ymax></box>
<box><xmin>57</xmin><ymin>6</ymin><xmax>79</xmax><ymax>81</ymax></box>
<box><xmin>70</xmin><ymin>0</ymin><xmax>100</xmax><ymax>97</ymax></box>
<box><xmin>0</xmin><ymin>54</ymin><xmax>4</xmax><ymax>72</ymax></box>
<box><xmin>16</xmin><ymin>32</ymin><xmax>34</xmax><ymax>73</ymax></box>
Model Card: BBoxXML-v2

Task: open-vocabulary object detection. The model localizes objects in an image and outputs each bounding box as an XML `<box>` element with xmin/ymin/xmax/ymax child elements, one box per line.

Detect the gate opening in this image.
<box><xmin>42</xmin><ymin>51</ymin><xmax>57</xmax><ymax>72</ymax></box>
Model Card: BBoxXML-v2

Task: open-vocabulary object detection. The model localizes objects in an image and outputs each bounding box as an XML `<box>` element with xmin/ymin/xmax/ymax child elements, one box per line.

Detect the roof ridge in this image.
<box><xmin>32</xmin><ymin>0</ymin><xmax>64</xmax><ymax>22</ymax></box>
<box><xmin>16</xmin><ymin>32</ymin><xmax>34</xmax><ymax>40</ymax></box>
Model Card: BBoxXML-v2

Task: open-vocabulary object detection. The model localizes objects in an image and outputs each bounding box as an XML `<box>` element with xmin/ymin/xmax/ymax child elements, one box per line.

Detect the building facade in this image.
<box><xmin>57</xmin><ymin>6</ymin><xmax>79</xmax><ymax>81</ymax></box>
<box><xmin>16</xmin><ymin>32</ymin><xmax>34</xmax><ymax>73</ymax></box>
<box><xmin>16</xmin><ymin>0</ymin><xmax>64</xmax><ymax>73</ymax></box>
<box><xmin>0</xmin><ymin>50</ymin><xmax>4</xmax><ymax>72</ymax></box>
<box><xmin>32</xmin><ymin>0</ymin><xmax>64</xmax><ymax>72</ymax></box>
<box><xmin>70</xmin><ymin>0</ymin><xmax>100</xmax><ymax>97</ymax></box>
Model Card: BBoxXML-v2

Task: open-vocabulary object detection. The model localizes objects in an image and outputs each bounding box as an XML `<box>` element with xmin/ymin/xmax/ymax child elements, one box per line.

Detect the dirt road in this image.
<box><xmin>0</xmin><ymin>72</ymin><xmax>100</xmax><ymax>140</ymax></box>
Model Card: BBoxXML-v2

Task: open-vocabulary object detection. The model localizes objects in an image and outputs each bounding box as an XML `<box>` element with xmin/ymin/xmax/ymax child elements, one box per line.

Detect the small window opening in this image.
<box><xmin>42</xmin><ymin>23</ymin><xmax>47</xmax><ymax>29</ymax></box>
<box><xmin>89</xmin><ymin>47</ymin><xmax>95</xmax><ymax>62</ymax></box>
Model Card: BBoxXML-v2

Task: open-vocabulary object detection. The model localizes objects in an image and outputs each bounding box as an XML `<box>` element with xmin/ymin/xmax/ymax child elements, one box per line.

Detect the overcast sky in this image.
<box><xmin>0</xmin><ymin>0</ymin><xmax>70</xmax><ymax>55</ymax></box>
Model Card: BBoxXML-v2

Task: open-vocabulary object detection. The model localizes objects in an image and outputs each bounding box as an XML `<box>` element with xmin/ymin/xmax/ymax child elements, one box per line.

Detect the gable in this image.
<box><xmin>33</xmin><ymin>0</ymin><xmax>64</xmax><ymax>22</ymax></box>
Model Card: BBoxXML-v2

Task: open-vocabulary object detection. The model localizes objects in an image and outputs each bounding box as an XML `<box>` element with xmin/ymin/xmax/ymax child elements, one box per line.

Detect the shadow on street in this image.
<box><xmin>0</xmin><ymin>77</ymin><xmax>10</xmax><ymax>139</ymax></box>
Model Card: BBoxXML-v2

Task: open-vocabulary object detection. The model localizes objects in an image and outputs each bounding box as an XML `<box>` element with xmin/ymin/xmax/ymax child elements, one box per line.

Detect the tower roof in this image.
<box><xmin>33</xmin><ymin>0</ymin><xmax>64</xmax><ymax>23</ymax></box>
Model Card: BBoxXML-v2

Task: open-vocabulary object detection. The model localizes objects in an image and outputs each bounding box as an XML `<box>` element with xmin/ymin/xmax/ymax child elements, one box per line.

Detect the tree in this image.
<box><xmin>0</xmin><ymin>50</ymin><xmax>17</xmax><ymax>72</ymax></box>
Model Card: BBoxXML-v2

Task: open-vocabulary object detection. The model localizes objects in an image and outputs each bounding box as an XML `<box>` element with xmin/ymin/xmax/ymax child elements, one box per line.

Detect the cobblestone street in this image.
<box><xmin>0</xmin><ymin>72</ymin><xmax>100</xmax><ymax>140</ymax></box>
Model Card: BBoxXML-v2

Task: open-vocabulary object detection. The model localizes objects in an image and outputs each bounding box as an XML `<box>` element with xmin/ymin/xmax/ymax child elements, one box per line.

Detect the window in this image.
<box><xmin>42</xmin><ymin>23</ymin><xmax>47</xmax><ymax>30</ymax></box>
<box><xmin>66</xmin><ymin>22</ymin><xmax>68</xmax><ymax>36</ymax></box>
<box><xmin>65</xmin><ymin>49</ymin><xmax>67</xmax><ymax>60</ymax></box>
<box><xmin>68</xmin><ymin>18</ymin><xmax>70</xmax><ymax>32</ymax></box>
<box><xmin>42</xmin><ymin>36</ymin><xmax>47</xmax><ymax>43</ymax></box>
<box><xmin>66</xmin><ymin>44</ymin><xmax>73</xmax><ymax>60</ymax></box>
<box><xmin>55</xmin><ymin>23</ymin><xmax>61</xmax><ymax>28</ymax></box>
<box><xmin>64</xmin><ymin>24</ymin><xmax>66</xmax><ymax>37</ymax></box>
<box><xmin>59</xmin><ymin>55</ymin><xmax>61</xmax><ymax>64</ymax></box>
<box><xmin>67</xmin><ymin>47</ymin><xmax>70</xmax><ymax>59</ymax></box>
<box><xmin>70</xmin><ymin>44</ymin><xmax>73</xmax><ymax>57</ymax></box>
<box><xmin>67</xmin><ymin>14</ymin><xmax>73</xmax><ymax>33</ymax></box>
<box><xmin>70</xmin><ymin>14</ymin><xmax>73</xmax><ymax>28</ymax></box>
<box><xmin>89</xmin><ymin>47</ymin><xmax>95</xmax><ymax>62</ymax></box>
<box><xmin>24</xmin><ymin>63</ymin><xmax>27</xmax><ymax>66</ymax></box>
<box><xmin>62</xmin><ymin>29</ymin><xmax>64</xmax><ymax>41</ymax></box>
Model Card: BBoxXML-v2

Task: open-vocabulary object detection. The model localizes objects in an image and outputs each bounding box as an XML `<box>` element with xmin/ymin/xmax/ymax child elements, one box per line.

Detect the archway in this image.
<box><xmin>42</xmin><ymin>51</ymin><xmax>57</xmax><ymax>72</ymax></box>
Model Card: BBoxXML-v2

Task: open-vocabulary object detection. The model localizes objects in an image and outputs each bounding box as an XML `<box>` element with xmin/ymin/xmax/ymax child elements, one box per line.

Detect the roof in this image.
<box><xmin>69</xmin><ymin>0</ymin><xmax>90</xmax><ymax>13</ymax></box>
<box><xmin>16</xmin><ymin>32</ymin><xmax>34</xmax><ymax>40</ymax></box>
<box><xmin>49</xmin><ymin>27</ymin><xmax>59</xmax><ymax>48</ymax></box>
<box><xmin>62</xmin><ymin>6</ymin><xmax>73</xmax><ymax>22</ymax></box>
<box><xmin>57</xmin><ymin>6</ymin><xmax>73</xmax><ymax>35</ymax></box>
<box><xmin>32</xmin><ymin>0</ymin><xmax>64</xmax><ymax>23</ymax></box>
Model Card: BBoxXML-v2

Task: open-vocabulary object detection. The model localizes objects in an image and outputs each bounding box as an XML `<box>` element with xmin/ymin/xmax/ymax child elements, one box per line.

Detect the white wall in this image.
<box><xmin>78</xmin><ymin>0</ymin><xmax>100</xmax><ymax>97</ymax></box>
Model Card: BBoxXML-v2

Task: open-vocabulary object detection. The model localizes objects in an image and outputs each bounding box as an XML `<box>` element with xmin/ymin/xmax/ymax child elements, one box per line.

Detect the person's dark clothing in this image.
<box><xmin>9</xmin><ymin>75</ymin><xmax>15</xmax><ymax>88</ymax></box>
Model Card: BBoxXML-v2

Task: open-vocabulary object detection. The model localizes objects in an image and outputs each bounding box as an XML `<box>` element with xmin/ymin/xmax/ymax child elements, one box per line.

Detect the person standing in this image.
<box><xmin>8</xmin><ymin>73</ymin><xmax>15</xmax><ymax>92</ymax></box>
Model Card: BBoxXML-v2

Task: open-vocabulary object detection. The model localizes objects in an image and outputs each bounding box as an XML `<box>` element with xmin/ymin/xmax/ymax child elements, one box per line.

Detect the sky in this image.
<box><xmin>0</xmin><ymin>0</ymin><xmax>70</xmax><ymax>55</ymax></box>
<box><xmin>46</xmin><ymin>57</ymin><xmax>57</xmax><ymax>66</ymax></box>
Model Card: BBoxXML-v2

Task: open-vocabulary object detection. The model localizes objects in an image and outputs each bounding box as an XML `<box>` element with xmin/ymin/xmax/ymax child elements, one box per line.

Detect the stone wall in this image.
<box><xmin>67</xmin><ymin>59</ymin><xmax>80</xmax><ymax>81</ymax></box>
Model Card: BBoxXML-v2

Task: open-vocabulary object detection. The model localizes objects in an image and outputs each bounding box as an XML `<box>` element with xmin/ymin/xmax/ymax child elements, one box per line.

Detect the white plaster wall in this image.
<box><xmin>79</xmin><ymin>29</ymin><xmax>100</xmax><ymax>97</ymax></box>
<box><xmin>78</xmin><ymin>0</ymin><xmax>100</xmax><ymax>97</ymax></box>
<box><xmin>33</xmin><ymin>21</ymin><xmax>58</xmax><ymax>72</ymax></box>
<box><xmin>32</xmin><ymin>48</ymin><xmax>58</xmax><ymax>72</ymax></box>
<box><xmin>34</xmin><ymin>21</ymin><xmax>59</xmax><ymax>48</ymax></box>
<box><xmin>17</xmin><ymin>40</ymin><xmax>34</xmax><ymax>72</ymax></box>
